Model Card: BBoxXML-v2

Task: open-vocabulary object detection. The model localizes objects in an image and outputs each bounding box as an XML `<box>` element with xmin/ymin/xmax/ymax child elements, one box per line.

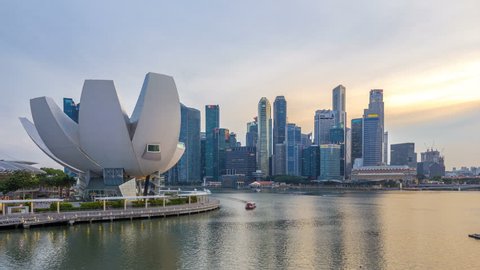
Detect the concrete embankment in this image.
<box><xmin>0</xmin><ymin>200</ymin><xmax>220</xmax><ymax>230</ymax></box>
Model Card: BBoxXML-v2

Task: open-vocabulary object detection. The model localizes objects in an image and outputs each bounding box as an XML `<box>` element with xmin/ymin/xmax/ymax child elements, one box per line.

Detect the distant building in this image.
<box><xmin>364</xmin><ymin>89</ymin><xmax>385</xmax><ymax>163</ymax></box>
<box><xmin>213</xmin><ymin>128</ymin><xmax>230</xmax><ymax>180</ymax></box>
<box><xmin>225</xmin><ymin>146</ymin><xmax>257</xmax><ymax>181</ymax></box>
<box><xmin>330</xmin><ymin>127</ymin><xmax>346</xmax><ymax>179</ymax></box>
<box><xmin>63</xmin><ymin>98</ymin><xmax>79</xmax><ymax>123</ymax></box>
<box><xmin>418</xmin><ymin>149</ymin><xmax>445</xmax><ymax>178</ymax></box>
<box><xmin>363</xmin><ymin>114</ymin><xmax>382</xmax><ymax>166</ymax></box>
<box><xmin>200</xmin><ymin>132</ymin><xmax>206</xmax><ymax>180</ymax></box>
<box><xmin>246</xmin><ymin>118</ymin><xmax>258</xmax><ymax>148</ymax></box>
<box><xmin>351</xmin><ymin>118</ymin><xmax>363</xmax><ymax>165</ymax></box>
<box><xmin>314</xmin><ymin>110</ymin><xmax>335</xmax><ymax>145</ymax></box>
<box><xmin>390</xmin><ymin>143</ymin><xmax>417</xmax><ymax>168</ymax></box>
<box><xmin>320</xmin><ymin>144</ymin><xmax>341</xmax><ymax>180</ymax></box>
<box><xmin>273</xmin><ymin>143</ymin><xmax>286</xmax><ymax>175</ymax></box>
<box><xmin>351</xmin><ymin>165</ymin><xmax>416</xmax><ymax>183</ymax></box>
<box><xmin>273</xmin><ymin>96</ymin><xmax>287</xmax><ymax>154</ymax></box>
<box><xmin>166</xmin><ymin>104</ymin><xmax>201</xmax><ymax>184</ymax></box>
<box><xmin>302</xmin><ymin>145</ymin><xmax>320</xmax><ymax>179</ymax></box>
<box><xmin>383</xmin><ymin>131</ymin><xmax>389</xmax><ymax>165</ymax></box>
<box><xmin>205</xmin><ymin>105</ymin><xmax>220</xmax><ymax>180</ymax></box>
<box><xmin>257</xmin><ymin>97</ymin><xmax>272</xmax><ymax>176</ymax></box>
<box><xmin>286</xmin><ymin>123</ymin><xmax>302</xmax><ymax>176</ymax></box>
<box><xmin>301</xmin><ymin>133</ymin><xmax>312</xmax><ymax>147</ymax></box>
<box><xmin>332</xmin><ymin>85</ymin><xmax>346</xmax><ymax>128</ymax></box>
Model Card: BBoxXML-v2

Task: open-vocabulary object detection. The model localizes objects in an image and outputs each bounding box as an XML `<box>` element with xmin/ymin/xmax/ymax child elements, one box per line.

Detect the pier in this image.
<box><xmin>0</xmin><ymin>199</ymin><xmax>220</xmax><ymax>230</ymax></box>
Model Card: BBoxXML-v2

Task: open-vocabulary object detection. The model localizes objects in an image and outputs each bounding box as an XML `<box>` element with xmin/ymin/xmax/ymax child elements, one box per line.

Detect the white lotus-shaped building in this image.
<box><xmin>19</xmin><ymin>72</ymin><xmax>185</xmax><ymax>194</ymax></box>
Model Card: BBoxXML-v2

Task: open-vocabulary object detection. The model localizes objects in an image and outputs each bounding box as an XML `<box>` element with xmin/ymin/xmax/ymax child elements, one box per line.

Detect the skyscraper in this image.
<box><xmin>364</xmin><ymin>89</ymin><xmax>385</xmax><ymax>163</ymax></box>
<box><xmin>286</xmin><ymin>123</ymin><xmax>302</xmax><ymax>176</ymax></box>
<box><xmin>314</xmin><ymin>110</ymin><xmax>335</xmax><ymax>145</ymax></box>
<box><xmin>383</xmin><ymin>131</ymin><xmax>389</xmax><ymax>164</ymax></box>
<box><xmin>351</xmin><ymin>118</ymin><xmax>363</xmax><ymax>165</ymax></box>
<box><xmin>167</xmin><ymin>104</ymin><xmax>201</xmax><ymax>184</ymax></box>
<box><xmin>332</xmin><ymin>85</ymin><xmax>346</xmax><ymax>128</ymax></box>
<box><xmin>273</xmin><ymin>143</ymin><xmax>286</xmax><ymax>175</ymax></box>
<box><xmin>225</xmin><ymin>146</ymin><xmax>257</xmax><ymax>181</ymax></box>
<box><xmin>363</xmin><ymin>114</ymin><xmax>382</xmax><ymax>166</ymax></box>
<box><xmin>257</xmin><ymin>97</ymin><xmax>272</xmax><ymax>176</ymax></box>
<box><xmin>390</xmin><ymin>143</ymin><xmax>417</xmax><ymax>168</ymax></box>
<box><xmin>273</xmin><ymin>96</ymin><xmax>287</xmax><ymax>154</ymax></box>
<box><xmin>320</xmin><ymin>144</ymin><xmax>341</xmax><ymax>180</ymax></box>
<box><xmin>200</xmin><ymin>132</ymin><xmax>206</xmax><ymax>180</ymax></box>
<box><xmin>302</xmin><ymin>145</ymin><xmax>320</xmax><ymax>179</ymax></box>
<box><xmin>246</xmin><ymin>118</ymin><xmax>258</xmax><ymax>147</ymax></box>
<box><xmin>213</xmin><ymin>128</ymin><xmax>230</xmax><ymax>180</ymax></box>
<box><xmin>205</xmin><ymin>105</ymin><xmax>219</xmax><ymax>180</ymax></box>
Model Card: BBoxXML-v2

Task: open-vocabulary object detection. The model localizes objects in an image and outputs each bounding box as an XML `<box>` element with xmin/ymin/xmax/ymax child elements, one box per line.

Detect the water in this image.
<box><xmin>1</xmin><ymin>191</ymin><xmax>479</xmax><ymax>269</ymax></box>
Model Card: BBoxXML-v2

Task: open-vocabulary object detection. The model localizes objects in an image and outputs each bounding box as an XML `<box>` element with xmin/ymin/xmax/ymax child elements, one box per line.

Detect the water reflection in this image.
<box><xmin>1</xmin><ymin>192</ymin><xmax>480</xmax><ymax>269</ymax></box>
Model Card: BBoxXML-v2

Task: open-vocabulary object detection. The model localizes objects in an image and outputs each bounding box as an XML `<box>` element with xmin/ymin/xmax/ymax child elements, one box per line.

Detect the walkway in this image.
<box><xmin>0</xmin><ymin>199</ymin><xmax>220</xmax><ymax>230</ymax></box>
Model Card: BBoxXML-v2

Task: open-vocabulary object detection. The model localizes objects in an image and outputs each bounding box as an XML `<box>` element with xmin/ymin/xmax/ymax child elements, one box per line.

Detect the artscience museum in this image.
<box><xmin>20</xmin><ymin>72</ymin><xmax>185</xmax><ymax>198</ymax></box>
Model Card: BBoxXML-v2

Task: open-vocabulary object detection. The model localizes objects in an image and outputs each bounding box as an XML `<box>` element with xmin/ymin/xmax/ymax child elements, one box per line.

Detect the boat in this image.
<box><xmin>255</xmin><ymin>188</ymin><xmax>261</xmax><ymax>193</ymax></box>
<box><xmin>468</xmin><ymin>234</ymin><xmax>480</xmax><ymax>240</ymax></box>
<box><xmin>245</xmin><ymin>202</ymin><xmax>256</xmax><ymax>210</ymax></box>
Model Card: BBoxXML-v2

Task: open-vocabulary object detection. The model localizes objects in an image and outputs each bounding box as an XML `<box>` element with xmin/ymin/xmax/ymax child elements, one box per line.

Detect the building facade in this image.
<box><xmin>332</xmin><ymin>85</ymin><xmax>346</xmax><ymax>128</ymax></box>
<box><xmin>246</xmin><ymin>118</ymin><xmax>258</xmax><ymax>148</ymax></box>
<box><xmin>302</xmin><ymin>145</ymin><xmax>320</xmax><ymax>179</ymax></box>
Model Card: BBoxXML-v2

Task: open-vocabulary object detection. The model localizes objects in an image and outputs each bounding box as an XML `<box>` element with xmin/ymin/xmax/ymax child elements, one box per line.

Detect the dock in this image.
<box><xmin>0</xmin><ymin>200</ymin><xmax>220</xmax><ymax>230</ymax></box>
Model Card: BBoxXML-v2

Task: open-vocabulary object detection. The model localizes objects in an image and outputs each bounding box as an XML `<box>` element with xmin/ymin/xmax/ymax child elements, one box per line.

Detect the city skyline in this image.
<box><xmin>0</xmin><ymin>1</ymin><xmax>479</xmax><ymax>169</ymax></box>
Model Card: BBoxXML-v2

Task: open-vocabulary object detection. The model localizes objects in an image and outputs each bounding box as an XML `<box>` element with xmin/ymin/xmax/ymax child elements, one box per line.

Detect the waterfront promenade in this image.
<box><xmin>0</xmin><ymin>199</ymin><xmax>220</xmax><ymax>229</ymax></box>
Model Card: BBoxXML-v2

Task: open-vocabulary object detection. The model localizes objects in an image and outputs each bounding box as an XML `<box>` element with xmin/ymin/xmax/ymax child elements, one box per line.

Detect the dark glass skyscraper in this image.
<box><xmin>363</xmin><ymin>114</ymin><xmax>382</xmax><ymax>166</ymax></box>
<box><xmin>391</xmin><ymin>143</ymin><xmax>417</xmax><ymax>168</ymax></box>
<box><xmin>214</xmin><ymin>128</ymin><xmax>230</xmax><ymax>180</ymax></box>
<box><xmin>351</xmin><ymin>118</ymin><xmax>363</xmax><ymax>165</ymax></box>
<box><xmin>273</xmin><ymin>96</ymin><xmax>287</xmax><ymax>154</ymax></box>
<box><xmin>302</xmin><ymin>145</ymin><xmax>320</xmax><ymax>179</ymax></box>
<box><xmin>205</xmin><ymin>105</ymin><xmax>220</xmax><ymax>180</ymax></box>
<box><xmin>63</xmin><ymin>98</ymin><xmax>79</xmax><ymax>123</ymax></box>
<box><xmin>167</xmin><ymin>104</ymin><xmax>201</xmax><ymax>184</ymax></box>
<box><xmin>225</xmin><ymin>146</ymin><xmax>257</xmax><ymax>181</ymax></box>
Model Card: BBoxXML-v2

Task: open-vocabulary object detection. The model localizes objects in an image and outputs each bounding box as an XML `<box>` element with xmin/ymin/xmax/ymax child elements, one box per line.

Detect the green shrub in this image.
<box><xmin>107</xmin><ymin>200</ymin><xmax>124</xmax><ymax>208</ymax></box>
<box><xmin>79</xmin><ymin>201</ymin><xmax>103</xmax><ymax>210</ymax></box>
<box><xmin>131</xmin><ymin>200</ymin><xmax>145</xmax><ymax>208</ymax></box>
<box><xmin>49</xmin><ymin>202</ymin><xmax>74</xmax><ymax>211</ymax></box>
<box><xmin>190</xmin><ymin>196</ymin><xmax>198</xmax><ymax>203</ymax></box>
<box><xmin>149</xmin><ymin>199</ymin><xmax>165</xmax><ymax>206</ymax></box>
<box><xmin>167</xmin><ymin>197</ymin><xmax>188</xmax><ymax>205</ymax></box>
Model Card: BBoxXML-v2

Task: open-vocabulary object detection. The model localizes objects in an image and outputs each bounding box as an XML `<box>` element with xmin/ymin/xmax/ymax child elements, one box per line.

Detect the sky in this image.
<box><xmin>0</xmin><ymin>0</ymin><xmax>479</xmax><ymax>170</ymax></box>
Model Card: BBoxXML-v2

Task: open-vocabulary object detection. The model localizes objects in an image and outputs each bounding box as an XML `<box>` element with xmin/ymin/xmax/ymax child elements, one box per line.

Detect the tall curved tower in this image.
<box><xmin>257</xmin><ymin>97</ymin><xmax>272</xmax><ymax>176</ymax></box>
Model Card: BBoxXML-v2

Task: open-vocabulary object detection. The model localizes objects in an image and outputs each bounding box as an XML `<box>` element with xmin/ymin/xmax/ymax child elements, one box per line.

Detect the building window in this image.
<box><xmin>147</xmin><ymin>144</ymin><xmax>160</xmax><ymax>153</ymax></box>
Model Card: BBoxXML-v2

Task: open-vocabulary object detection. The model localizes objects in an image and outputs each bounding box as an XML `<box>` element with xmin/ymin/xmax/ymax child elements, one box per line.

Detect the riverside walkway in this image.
<box><xmin>0</xmin><ymin>199</ymin><xmax>220</xmax><ymax>229</ymax></box>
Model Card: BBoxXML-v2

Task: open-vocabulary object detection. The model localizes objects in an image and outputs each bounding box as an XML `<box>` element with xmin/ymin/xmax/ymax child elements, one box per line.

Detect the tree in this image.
<box><xmin>0</xmin><ymin>171</ymin><xmax>39</xmax><ymax>194</ymax></box>
<box><xmin>39</xmin><ymin>168</ymin><xmax>76</xmax><ymax>198</ymax></box>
